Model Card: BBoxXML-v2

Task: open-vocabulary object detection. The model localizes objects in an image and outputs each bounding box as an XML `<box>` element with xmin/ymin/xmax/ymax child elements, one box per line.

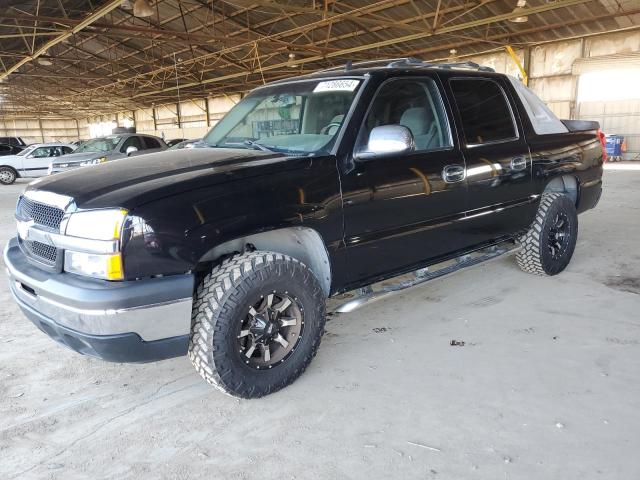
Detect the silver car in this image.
<box><xmin>0</xmin><ymin>143</ymin><xmax>76</xmax><ymax>185</ymax></box>
<box><xmin>48</xmin><ymin>134</ymin><xmax>167</xmax><ymax>174</ymax></box>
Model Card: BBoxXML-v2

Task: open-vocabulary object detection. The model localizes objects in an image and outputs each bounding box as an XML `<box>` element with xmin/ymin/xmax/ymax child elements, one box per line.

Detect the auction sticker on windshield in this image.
<box><xmin>313</xmin><ymin>79</ymin><xmax>360</xmax><ymax>93</ymax></box>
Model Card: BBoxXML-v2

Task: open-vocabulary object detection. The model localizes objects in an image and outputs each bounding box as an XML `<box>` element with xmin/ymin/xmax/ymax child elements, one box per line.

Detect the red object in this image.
<box><xmin>597</xmin><ymin>129</ymin><xmax>607</xmax><ymax>162</ymax></box>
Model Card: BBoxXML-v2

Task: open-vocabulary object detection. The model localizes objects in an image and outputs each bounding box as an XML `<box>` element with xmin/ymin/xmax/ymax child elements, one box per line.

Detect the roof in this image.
<box><xmin>267</xmin><ymin>58</ymin><xmax>502</xmax><ymax>82</ymax></box>
<box><xmin>0</xmin><ymin>0</ymin><xmax>638</xmax><ymax>118</ymax></box>
<box><xmin>26</xmin><ymin>142</ymin><xmax>76</xmax><ymax>147</ymax></box>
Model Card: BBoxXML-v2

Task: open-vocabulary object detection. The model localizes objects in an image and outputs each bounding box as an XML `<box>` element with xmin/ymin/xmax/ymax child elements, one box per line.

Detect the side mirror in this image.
<box><xmin>126</xmin><ymin>146</ymin><xmax>138</xmax><ymax>155</ymax></box>
<box><xmin>355</xmin><ymin>125</ymin><xmax>415</xmax><ymax>160</ymax></box>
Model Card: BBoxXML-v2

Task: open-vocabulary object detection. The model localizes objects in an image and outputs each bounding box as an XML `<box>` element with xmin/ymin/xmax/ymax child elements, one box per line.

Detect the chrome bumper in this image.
<box><xmin>4</xmin><ymin>238</ymin><xmax>193</xmax><ymax>342</ymax></box>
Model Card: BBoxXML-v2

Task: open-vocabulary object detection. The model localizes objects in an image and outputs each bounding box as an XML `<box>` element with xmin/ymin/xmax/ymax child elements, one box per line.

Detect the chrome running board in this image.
<box><xmin>332</xmin><ymin>241</ymin><xmax>521</xmax><ymax>314</ymax></box>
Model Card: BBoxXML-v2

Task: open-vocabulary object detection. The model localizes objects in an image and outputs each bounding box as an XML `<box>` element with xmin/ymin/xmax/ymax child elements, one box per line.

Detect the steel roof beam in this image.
<box><xmin>0</xmin><ymin>0</ymin><xmax>124</xmax><ymax>81</ymax></box>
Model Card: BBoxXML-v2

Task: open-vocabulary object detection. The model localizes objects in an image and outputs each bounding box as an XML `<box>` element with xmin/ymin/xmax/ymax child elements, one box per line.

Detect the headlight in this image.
<box><xmin>63</xmin><ymin>208</ymin><xmax>127</xmax><ymax>280</ymax></box>
<box><xmin>64</xmin><ymin>251</ymin><xmax>123</xmax><ymax>280</ymax></box>
<box><xmin>65</xmin><ymin>208</ymin><xmax>127</xmax><ymax>240</ymax></box>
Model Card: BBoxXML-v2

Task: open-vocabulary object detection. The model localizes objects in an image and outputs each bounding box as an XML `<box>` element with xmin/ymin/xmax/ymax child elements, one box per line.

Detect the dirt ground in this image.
<box><xmin>1</xmin><ymin>164</ymin><xmax>639</xmax><ymax>480</ymax></box>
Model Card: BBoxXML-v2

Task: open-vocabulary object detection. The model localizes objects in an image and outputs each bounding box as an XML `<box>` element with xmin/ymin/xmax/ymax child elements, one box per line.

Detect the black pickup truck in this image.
<box><xmin>5</xmin><ymin>59</ymin><xmax>604</xmax><ymax>398</ymax></box>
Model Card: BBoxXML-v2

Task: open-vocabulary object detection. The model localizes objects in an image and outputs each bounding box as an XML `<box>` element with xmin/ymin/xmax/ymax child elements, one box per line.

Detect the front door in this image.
<box><xmin>21</xmin><ymin>146</ymin><xmax>61</xmax><ymax>177</ymax></box>
<box><xmin>340</xmin><ymin>76</ymin><xmax>468</xmax><ymax>286</ymax></box>
<box><xmin>445</xmin><ymin>76</ymin><xmax>536</xmax><ymax>243</ymax></box>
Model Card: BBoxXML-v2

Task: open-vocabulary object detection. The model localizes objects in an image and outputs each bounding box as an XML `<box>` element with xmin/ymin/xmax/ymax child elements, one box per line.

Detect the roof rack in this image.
<box><xmin>317</xmin><ymin>57</ymin><xmax>495</xmax><ymax>73</ymax></box>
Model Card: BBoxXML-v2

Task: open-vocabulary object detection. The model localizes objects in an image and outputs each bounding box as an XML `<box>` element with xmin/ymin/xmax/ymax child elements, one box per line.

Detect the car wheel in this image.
<box><xmin>188</xmin><ymin>251</ymin><xmax>326</xmax><ymax>398</ymax></box>
<box><xmin>516</xmin><ymin>193</ymin><xmax>578</xmax><ymax>276</ymax></box>
<box><xmin>0</xmin><ymin>167</ymin><xmax>17</xmax><ymax>185</ymax></box>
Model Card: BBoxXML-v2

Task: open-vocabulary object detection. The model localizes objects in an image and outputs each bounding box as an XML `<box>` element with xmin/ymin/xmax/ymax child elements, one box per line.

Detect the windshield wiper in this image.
<box><xmin>243</xmin><ymin>139</ymin><xmax>274</xmax><ymax>152</ymax></box>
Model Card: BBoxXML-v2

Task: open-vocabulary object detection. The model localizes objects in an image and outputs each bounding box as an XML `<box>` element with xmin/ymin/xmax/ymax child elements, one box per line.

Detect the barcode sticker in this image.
<box><xmin>313</xmin><ymin>79</ymin><xmax>360</xmax><ymax>93</ymax></box>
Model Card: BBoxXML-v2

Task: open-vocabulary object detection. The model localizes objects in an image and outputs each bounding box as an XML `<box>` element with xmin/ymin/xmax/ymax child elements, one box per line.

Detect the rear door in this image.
<box><xmin>341</xmin><ymin>76</ymin><xmax>469</xmax><ymax>285</ymax></box>
<box><xmin>446</xmin><ymin>76</ymin><xmax>536</xmax><ymax>243</ymax></box>
<box><xmin>142</xmin><ymin>136</ymin><xmax>165</xmax><ymax>152</ymax></box>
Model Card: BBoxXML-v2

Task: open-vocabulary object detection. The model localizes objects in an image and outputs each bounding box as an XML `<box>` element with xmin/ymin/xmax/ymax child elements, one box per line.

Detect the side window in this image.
<box><xmin>507</xmin><ymin>76</ymin><xmax>568</xmax><ymax>135</ymax></box>
<box><xmin>31</xmin><ymin>147</ymin><xmax>50</xmax><ymax>158</ymax></box>
<box><xmin>62</xmin><ymin>146</ymin><xmax>74</xmax><ymax>154</ymax></box>
<box><xmin>356</xmin><ymin>78</ymin><xmax>452</xmax><ymax>154</ymax></box>
<box><xmin>51</xmin><ymin>146</ymin><xmax>65</xmax><ymax>157</ymax></box>
<box><xmin>450</xmin><ymin>79</ymin><xmax>517</xmax><ymax>145</ymax></box>
<box><xmin>120</xmin><ymin>136</ymin><xmax>144</xmax><ymax>153</ymax></box>
<box><xmin>143</xmin><ymin>137</ymin><xmax>161</xmax><ymax>149</ymax></box>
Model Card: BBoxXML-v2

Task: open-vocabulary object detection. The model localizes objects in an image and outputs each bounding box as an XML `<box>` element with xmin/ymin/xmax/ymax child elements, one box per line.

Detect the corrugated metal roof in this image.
<box><xmin>0</xmin><ymin>0</ymin><xmax>638</xmax><ymax>117</ymax></box>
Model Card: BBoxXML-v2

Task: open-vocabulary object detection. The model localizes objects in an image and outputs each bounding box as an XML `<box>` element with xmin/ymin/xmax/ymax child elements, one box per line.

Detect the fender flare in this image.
<box><xmin>198</xmin><ymin>226</ymin><xmax>332</xmax><ymax>297</ymax></box>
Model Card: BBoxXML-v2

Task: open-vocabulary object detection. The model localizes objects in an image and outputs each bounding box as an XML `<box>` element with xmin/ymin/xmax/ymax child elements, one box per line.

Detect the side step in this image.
<box><xmin>332</xmin><ymin>241</ymin><xmax>521</xmax><ymax>314</ymax></box>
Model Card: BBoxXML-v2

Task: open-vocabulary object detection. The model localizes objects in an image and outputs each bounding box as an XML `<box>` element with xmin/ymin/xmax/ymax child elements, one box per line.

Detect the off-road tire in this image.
<box><xmin>188</xmin><ymin>251</ymin><xmax>326</xmax><ymax>398</ymax></box>
<box><xmin>0</xmin><ymin>167</ymin><xmax>17</xmax><ymax>185</ymax></box>
<box><xmin>516</xmin><ymin>193</ymin><xmax>578</xmax><ymax>276</ymax></box>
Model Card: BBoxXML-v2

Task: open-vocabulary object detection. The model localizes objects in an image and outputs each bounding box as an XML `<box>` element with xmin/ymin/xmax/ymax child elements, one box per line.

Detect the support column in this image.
<box><xmin>205</xmin><ymin>98</ymin><xmax>211</xmax><ymax>127</ymax></box>
<box><xmin>505</xmin><ymin>44</ymin><xmax>528</xmax><ymax>85</ymax></box>
<box><xmin>152</xmin><ymin>106</ymin><xmax>158</xmax><ymax>132</ymax></box>
<box><xmin>38</xmin><ymin>117</ymin><xmax>45</xmax><ymax>143</ymax></box>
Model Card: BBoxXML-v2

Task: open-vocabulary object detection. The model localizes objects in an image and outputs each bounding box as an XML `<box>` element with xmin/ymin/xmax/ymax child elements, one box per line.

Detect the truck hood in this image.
<box><xmin>27</xmin><ymin>147</ymin><xmax>304</xmax><ymax>210</ymax></box>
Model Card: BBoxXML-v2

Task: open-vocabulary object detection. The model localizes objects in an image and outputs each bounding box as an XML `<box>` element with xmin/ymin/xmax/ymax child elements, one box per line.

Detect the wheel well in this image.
<box><xmin>199</xmin><ymin>227</ymin><xmax>332</xmax><ymax>297</ymax></box>
<box><xmin>543</xmin><ymin>175</ymin><xmax>578</xmax><ymax>205</ymax></box>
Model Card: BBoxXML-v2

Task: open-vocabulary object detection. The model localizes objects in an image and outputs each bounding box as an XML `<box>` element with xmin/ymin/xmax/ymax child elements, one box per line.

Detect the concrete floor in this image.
<box><xmin>1</xmin><ymin>165</ymin><xmax>639</xmax><ymax>479</ymax></box>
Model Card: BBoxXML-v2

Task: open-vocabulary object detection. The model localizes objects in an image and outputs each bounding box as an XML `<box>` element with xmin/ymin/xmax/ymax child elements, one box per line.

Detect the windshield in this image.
<box><xmin>203</xmin><ymin>78</ymin><xmax>362</xmax><ymax>155</ymax></box>
<box><xmin>17</xmin><ymin>145</ymin><xmax>36</xmax><ymax>156</ymax></box>
<box><xmin>75</xmin><ymin>136</ymin><xmax>121</xmax><ymax>153</ymax></box>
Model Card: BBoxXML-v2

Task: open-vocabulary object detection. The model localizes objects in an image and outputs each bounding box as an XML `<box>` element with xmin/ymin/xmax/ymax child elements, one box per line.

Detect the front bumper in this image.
<box><xmin>4</xmin><ymin>237</ymin><xmax>194</xmax><ymax>363</ymax></box>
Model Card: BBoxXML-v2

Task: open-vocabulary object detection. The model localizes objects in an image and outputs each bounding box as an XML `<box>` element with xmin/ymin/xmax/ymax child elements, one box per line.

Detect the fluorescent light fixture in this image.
<box><xmin>133</xmin><ymin>0</ymin><xmax>154</xmax><ymax>17</ymax></box>
<box><xmin>509</xmin><ymin>0</ymin><xmax>529</xmax><ymax>23</ymax></box>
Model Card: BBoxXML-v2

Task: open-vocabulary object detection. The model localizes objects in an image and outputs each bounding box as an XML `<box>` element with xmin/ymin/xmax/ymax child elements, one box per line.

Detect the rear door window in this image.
<box><xmin>143</xmin><ymin>137</ymin><xmax>161</xmax><ymax>149</ymax></box>
<box><xmin>450</xmin><ymin>78</ymin><xmax>517</xmax><ymax>145</ymax></box>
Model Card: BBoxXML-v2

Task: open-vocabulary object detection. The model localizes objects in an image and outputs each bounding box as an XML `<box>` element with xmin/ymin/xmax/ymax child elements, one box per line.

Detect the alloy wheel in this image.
<box><xmin>548</xmin><ymin>212</ymin><xmax>570</xmax><ymax>259</ymax></box>
<box><xmin>236</xmin><ymin>291</ymin><xmax>304</xmax><ymax>369</ymax></box>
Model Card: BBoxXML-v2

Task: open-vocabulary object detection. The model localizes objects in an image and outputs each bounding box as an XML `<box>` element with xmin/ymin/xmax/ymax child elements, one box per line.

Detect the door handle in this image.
<box><xmin>510</xmin><ymin>156</ymin><xmax>528</xmax><ymax>171</ymax></box>
<box><xmin>442</xmin><ymin>164</ymin><xmax>466</xmax><ymax>183</ymax></box>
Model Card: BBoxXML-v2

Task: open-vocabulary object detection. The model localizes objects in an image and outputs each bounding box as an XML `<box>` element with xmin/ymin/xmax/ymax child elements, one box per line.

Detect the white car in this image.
<box><xmin>0</xmin><ymin>143</ymin><xmax>76</xmax><ymax>185</ymax></box>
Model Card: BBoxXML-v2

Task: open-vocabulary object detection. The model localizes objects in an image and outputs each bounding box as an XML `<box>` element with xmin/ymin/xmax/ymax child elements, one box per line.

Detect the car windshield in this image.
<box><xmin>203</xmin><ymin>78</ymin><xmax>363</xmax><ymax>155</ymax></box>
<box><xmin>16</xmin><ymin>146</ymin><xmax>34</xmax><ymax>156</ymax></box>
<box><xmin>75</xmin><ymin>136</ymin><xmax>121</xmax><ymax>153</ymax></box>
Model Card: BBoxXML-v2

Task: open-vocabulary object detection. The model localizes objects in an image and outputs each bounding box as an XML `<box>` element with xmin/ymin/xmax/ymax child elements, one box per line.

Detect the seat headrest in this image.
<box><xmin>400</xmin><ymin>107</ymin><xmax>430</xmax><ymax>136</ymax></box>
<box><xmin>330</xmin><ymin>114</ymin><xmax>344</xmax><ymax>124</ymax></box>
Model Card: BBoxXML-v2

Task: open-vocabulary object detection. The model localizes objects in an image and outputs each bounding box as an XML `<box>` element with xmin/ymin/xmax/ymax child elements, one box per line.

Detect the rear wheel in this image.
<box><xmin>188</xmin><ymin>251</ymin><xmax>326</xmax><ymax>398</ymax></box>
<box><xmin>516</xmin><ymin>193</ymin><xmax>578</xmax><ymax>276</ymax></box>
<box><xmin>0</xmin><ymin>167</ymin><xmax>17</xmax><ymax>185</ymax></box>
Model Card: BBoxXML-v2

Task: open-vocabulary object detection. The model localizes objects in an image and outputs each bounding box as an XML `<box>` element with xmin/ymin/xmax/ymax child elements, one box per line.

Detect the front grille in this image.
<box><xmin>22</xmin><ymin>239</ymin><xmax>58</xmax><ymax>265</ymax></box>
<box><xmin>17</xmin><ymin>196</ymin><xmax>65</xmax><ymax>230</ymax></box>
<box><xmin>16</xmin><ymin>195</ymin><xmax>66</xmax><ymax>267</ymax></box>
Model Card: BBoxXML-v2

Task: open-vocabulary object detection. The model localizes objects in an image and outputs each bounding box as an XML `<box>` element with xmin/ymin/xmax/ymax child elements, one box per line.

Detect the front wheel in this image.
<box><xmin>0</xmin><ymin>167</ymin><xmax>17</xmax><ymax>185</ymax></box>
<box><xmin>188</xmin><ymin>251</ymin><xmax>326</xmax><ymax>398</ymax></box>
<box><xmin>516</xmin><ymin>193</ymin><xmax>578</xmax><ymax>276</ymax></box>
